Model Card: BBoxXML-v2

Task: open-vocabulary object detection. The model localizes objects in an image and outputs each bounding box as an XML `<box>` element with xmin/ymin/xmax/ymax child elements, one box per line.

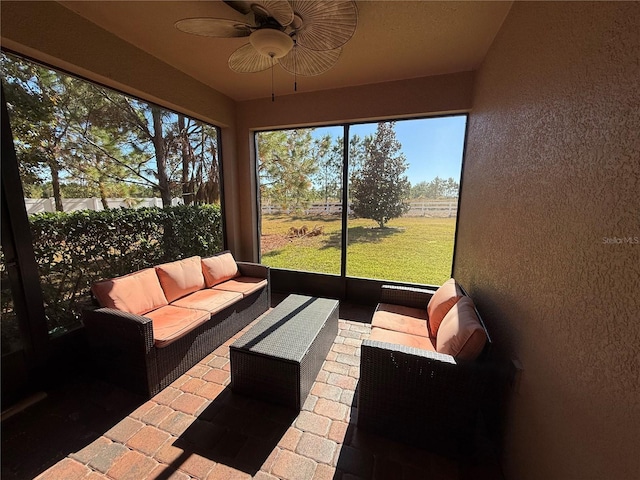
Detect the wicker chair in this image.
<box><xmin>357</xmin><ymin>283</ymin><xmax>492</xmax><ymax>456</ymax></box>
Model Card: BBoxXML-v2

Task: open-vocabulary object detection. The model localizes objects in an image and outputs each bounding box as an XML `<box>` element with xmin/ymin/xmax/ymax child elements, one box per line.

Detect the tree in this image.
<box><xmin>63</xmin><ymin>81</ymin><xmax>147</xmax><ymax>209</ymax></box>
<box><xmin>350</xmin><ymin>122</ymin><xmax>410</xmax><ymax>228</ymax></box>
<box><xmin>96</xmin><ymin>91</ymin><xmax>179</xmax><ymax>207</ymax></box>
<box><xmin>73</xmin><ymin>87</ymin><xmax>222</xmax><ymax>208</ymax></box>
<box><xmin>175</xmin><ymin>115</ymin><xmax>220</xmax><ymax>205</ymax></box>
<box><xmin>304</xmin><ymin>133</ymin><xmax>368</xmax><ymax>207</ymax></box>
<box><xmin>257</xmin><ymin>129</ymin><xmax>317</xmax><ymax>212</ymax></box>
<box><xmin>257</xmin><ymin>129</ymin><xmax>288</xmax><ymax>207</ymax></box>
<box><xmin>3</xmin><ymin>53</ymin><xmax>176</xmax><ymax>208</ymax></box>
<box><xmin>347</xmin><ymin>133</ymin><xmax>368</xmax><ymax>180</ymax></box>
<box><xmin>312</xmin><ymin>134</ymin><xmax>342</xmax><ymax>208</ymax></box>
<box><xmin>410</xmin><ymin>176</ymin><xmax>459</xmax><ymax>199</ymax></box>
<box><xmin>2</xmin><ymin>54</ymin><xmax>79</xmax><ymax>211</ymax></box>
<box><xmin>442</xmin><ymin>177</ymin><xmax>460</xmax><ymax>198</ymax></box>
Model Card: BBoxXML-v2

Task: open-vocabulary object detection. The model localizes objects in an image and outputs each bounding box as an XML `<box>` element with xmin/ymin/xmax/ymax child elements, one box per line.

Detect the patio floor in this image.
<box><xmin>1</xmin><ymin>300</ymin><xmax>504</xmax><ymax>480</ymax></box>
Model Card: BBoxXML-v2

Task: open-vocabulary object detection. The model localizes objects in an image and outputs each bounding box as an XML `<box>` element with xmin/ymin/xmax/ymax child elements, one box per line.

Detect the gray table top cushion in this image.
<box><xmin>230</xmin><ymin>294</ymin><xmax>338</xmax><ymax>363</ymax></box>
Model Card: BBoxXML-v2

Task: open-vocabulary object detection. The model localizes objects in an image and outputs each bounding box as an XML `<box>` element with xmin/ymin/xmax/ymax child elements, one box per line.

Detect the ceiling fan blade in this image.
<box><xmin>278</xmin><ymin>44</ymin><xmax>341</xmax><ymax>76</ymax></box>
<box><xmin>291</xmin><ymin>0</ymin><xmax>358</xmax><ymax>51</ymax></box>
<box><xmin>175</xmin><ymin>18</ymin><xmax>252</xmax><ymax>37</ymax></box>
<box><xmin>255</xmin><ymin>1</ymin><xmax>294</xmax><ymax>26</ymax></box>
<box><xmin>223</xmin><ymin>1</ymin><xmax>253</xmax><ymax>15</ymax></box>
<box><xmin>224</xmin><ymin>0</ymin><xmax>294</xmax><ymax>26</ymax></box>
<box><xmin>229</xmin><ymin>43</ymin><xmax>276</xmax><ymax>73</ymax></box>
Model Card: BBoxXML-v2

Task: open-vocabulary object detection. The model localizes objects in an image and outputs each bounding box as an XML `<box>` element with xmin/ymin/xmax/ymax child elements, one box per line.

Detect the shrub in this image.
<box><xmin>28</xmin><ymin>205</ymin><xmax>223</xmax><ymax>336</ymax></box>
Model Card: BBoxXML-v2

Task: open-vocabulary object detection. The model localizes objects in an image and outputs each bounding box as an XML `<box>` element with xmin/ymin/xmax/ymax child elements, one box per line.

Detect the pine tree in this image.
<box><xmin>350</xmin><ymin>122</ymin><xmax>410</xmax><ymax>228</ymax></box>
<box><xmin>2</xmin><ymin>52</ymin><xmax>221</xmax><ymax>208</ymax></box>
<box><xmin>312</xmin><ymin>134</ymin><xmax>341</xmax><ymax>208</ymax></box>
<box><xmin>257</xmin><ymin>129</ymin><xmax>317</xmax><ymax>213</ymax></box>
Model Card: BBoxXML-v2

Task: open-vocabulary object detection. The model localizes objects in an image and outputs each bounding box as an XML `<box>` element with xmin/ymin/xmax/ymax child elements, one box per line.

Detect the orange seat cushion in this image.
<box><xmin>144</xmin><ymin>305</ymin><xmax>210</xmax><ymax>348</ymax></box>
<box><xmin>155</xmin><ymin>256</ymin><xmax>205</xmax><ymax>303</ymax></box>
<box><xmin>436</xmin><ymin>296</ymin><xmax>487</xmax><ymax>361</ymax></box>
<box><xmin>211</xmin><ymin>276</ymin><xmax>267</xmax><ymax>297</ymax></box>
<box><xmin>369</xmin><ymin>327</ymin><xmax>437</xmax><ymax>352</ymax></box>
<box><xmin>372</xmin><ymin>303</ymin><xmax>430</xmax><ymax>338</ymax></box>
<box><xmin>172</xmin><ymin>289</ymin><xmax>243</xmax><ymax>315</ymax></box>
<box><xmin>427</xmin><ymin>278</ymin><xmax>463</xmax><ymax>337</ymax></box>
<box><xmin>92</xmin><ymin>268</ymin><xmax>168</xmax><ymax>315</ymax></box>
<box><xmin>201</xmin><ymin>252</ymin><xmax>239</xmax><ymax>288</ymax></box>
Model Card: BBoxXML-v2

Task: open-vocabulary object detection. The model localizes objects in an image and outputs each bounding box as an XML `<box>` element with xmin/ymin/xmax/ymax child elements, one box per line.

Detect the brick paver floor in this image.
<box><xmin>4</xmin><ymin>302</ymin><xmax>503</xmax><ymax>480</ymax></box>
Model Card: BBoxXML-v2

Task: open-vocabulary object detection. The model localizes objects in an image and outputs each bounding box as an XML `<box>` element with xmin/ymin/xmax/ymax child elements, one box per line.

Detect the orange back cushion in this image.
<box><xmin>92</xmin><ymin>268</ymin><xmax>168</xmax><ymax>315</ymax></box>
<box><xmin>427</xmin><ymin>278</ymin><xmax>463</xmax><ymax>336</ymax></box>
<box><xmin>436</xmin><ymin>296</ymin><xmax>487</xmax><ymax>361</ymax></box>
<box><xmin>155</xmin><ymin>256</ymin><xmax>205</xmax><ymax>303</ymax></box>
<box><xmin>201</xmin><ymin>252</ymin><xmax>239</xmax><ymax>288</ymax></box>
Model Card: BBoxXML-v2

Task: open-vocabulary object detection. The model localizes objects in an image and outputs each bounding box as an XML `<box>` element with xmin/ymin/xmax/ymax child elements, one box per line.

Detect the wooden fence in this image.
<box><xmin>262</xmin><ymin>200</ymin><xmax>458</xmax><ymax>218</ymax></box>
<box><xmin>405</xmin><ymin>200</ymin><xmax>458</xmax><ymax>217</ymax></box>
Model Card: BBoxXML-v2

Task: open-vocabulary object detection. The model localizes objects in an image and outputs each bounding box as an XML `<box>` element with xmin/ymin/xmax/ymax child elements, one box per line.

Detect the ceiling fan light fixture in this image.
<box><xmin>249</xmin><ymin>29</ymin><xmax>293</xmax><ymax>58</ymax></box>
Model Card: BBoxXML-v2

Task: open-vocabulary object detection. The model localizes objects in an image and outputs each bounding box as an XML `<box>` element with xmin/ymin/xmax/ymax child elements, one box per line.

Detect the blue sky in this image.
<box><xmin>351</xmin><ymin>115</ymin><xmax>467</xmax><ymax>183</ymax></box>
<box><xmin>314</xmin><ymin>115</ymin><xmax>467</xmax><ymax>185</ymax></box>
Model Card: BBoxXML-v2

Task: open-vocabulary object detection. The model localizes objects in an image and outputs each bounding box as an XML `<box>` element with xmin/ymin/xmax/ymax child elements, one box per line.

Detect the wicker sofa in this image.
<box><xmin>83</xmin><ymin>251</ymin><xmax>270</xmax><ymax>397</ymax></box>
<box><xmin>358</xmin><ymin>279</ymin><xmax>491</xmax><ymax>456</ymax></box>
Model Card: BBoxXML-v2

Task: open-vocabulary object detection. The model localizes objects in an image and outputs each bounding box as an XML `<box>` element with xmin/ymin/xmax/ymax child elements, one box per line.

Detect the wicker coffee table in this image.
<box><xmin>230</xmin><ymin>294</ymin><xmax>339</xmax><ymax>410</ymax></box>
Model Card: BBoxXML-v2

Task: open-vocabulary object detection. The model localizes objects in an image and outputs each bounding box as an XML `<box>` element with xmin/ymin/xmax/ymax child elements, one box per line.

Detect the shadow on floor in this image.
<box><xmin>169</xmin><ymin>389</ymin><xmax>296</xmax><ymax>477</ymax></box>
<box><xmin>1</xmin><ymin>376</ymin><xmax>144</xmax><ymax>480</ymax></box>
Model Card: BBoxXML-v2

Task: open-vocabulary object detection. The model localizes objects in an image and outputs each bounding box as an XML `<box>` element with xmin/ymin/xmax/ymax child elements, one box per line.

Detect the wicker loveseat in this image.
<box><xmin>358</xmin><ymin>279</ymin><xmax>491</xmax><ymax>456</ymax></box>
<box><xmin>83</xmin><ymin>251</ymin><xmax>270</xmax><ymax>397</ymax></box>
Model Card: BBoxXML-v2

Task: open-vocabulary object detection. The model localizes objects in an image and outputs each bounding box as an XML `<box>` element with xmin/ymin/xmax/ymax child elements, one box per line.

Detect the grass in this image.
<box><xmin>261</xmin><ymin>214</ymin><xmax>456</xmax><ymax>286</ymax></box>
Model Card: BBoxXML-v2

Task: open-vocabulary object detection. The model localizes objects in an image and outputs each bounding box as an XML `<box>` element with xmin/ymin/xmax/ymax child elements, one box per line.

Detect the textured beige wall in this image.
<box><xmin>235</xmin><ymin>72</ymin><xmax>474</xmax><ymax>260</ymax></box>
<box><xmin>456</xmin><ymin>3</ymin><xmax>640</xmax><ymax>479</ymax></box>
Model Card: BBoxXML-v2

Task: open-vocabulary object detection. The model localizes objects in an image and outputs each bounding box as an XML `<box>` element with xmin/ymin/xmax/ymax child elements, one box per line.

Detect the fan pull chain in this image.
<box><xmin>294</xmin><ymin>39</ymin><xmax>298</xmax><ymax>92</ymax></box>
<box><xmin>270</xmin><ymin>54</ymin><xmax>275</xmax><ymax>102</ymax></box>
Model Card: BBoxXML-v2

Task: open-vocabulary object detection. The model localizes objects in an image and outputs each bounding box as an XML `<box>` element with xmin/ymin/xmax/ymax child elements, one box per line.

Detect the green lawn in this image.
<box><xmin>261</xmin><ymin>214</ymin><xmax>456</xmax><ymax>286</ymax></box>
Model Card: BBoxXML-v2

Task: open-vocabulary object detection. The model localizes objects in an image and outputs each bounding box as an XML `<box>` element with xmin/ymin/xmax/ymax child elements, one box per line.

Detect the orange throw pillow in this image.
<box><xmin>436</xmin><ymin>296</ymin><xmax>487</xmax><ymax>361</ymax></box>
<box><xmin>426</xmin><ymin>278</ymin><xmax>463</xmax><ymax>336</ymax></box>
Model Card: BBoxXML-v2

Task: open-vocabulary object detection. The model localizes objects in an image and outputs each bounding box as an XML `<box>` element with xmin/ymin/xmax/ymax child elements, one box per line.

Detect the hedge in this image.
<box><xmin>27</xmin><ymin>204</ymin><xmax>223</xmax><ymax>336</ymax></box>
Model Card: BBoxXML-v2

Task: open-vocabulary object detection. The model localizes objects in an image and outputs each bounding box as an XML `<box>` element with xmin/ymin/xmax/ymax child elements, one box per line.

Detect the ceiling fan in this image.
<box><xmin>175</xmin><ymin>1</ymin><xmax>358</xmax><ymax>80</ymax></box>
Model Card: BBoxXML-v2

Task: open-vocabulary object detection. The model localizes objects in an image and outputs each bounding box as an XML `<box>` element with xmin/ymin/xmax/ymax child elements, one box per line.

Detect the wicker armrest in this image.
<box><xmin>83</xmin><ymin>307</ymin><xmax>155</xmax><ymax>354</ymax></box>
<box><xmin>83</xmin><ymin>308</ymin><xmax>159</xmax><ymax>396</ymax></box>
<box><xmin>237</xmin><ymin>261</ymin><xmax>269</xmax><ymax>280</ymax></box>
<box><xmin>380</xmin><ymin>284</ymin><xmax>435</xmax><ymax>309</ymax></box>
<box><xmin>361</xmin><ymin>339</ymin><xmax>455</xmax><ymax>364</ymax></box>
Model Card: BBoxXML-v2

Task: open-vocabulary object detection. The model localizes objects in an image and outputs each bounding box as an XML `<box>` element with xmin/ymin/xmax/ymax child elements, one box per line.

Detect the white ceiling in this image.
<box><xmin>58</xmin><ymin>1</ymin><xmax>513</xmax><ymax>102</ymax></box>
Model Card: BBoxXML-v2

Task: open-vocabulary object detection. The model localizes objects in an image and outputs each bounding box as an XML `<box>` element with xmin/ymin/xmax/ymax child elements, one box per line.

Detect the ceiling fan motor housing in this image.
<box><xmin>176</xmin><ymin>1</ymin><xmax>358</xmax><ymax>75</ymax></box>
<box><xmin>250</xmin><ymin>28</ymin><xmax>293</xmax><ymax>58</ymax></box>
